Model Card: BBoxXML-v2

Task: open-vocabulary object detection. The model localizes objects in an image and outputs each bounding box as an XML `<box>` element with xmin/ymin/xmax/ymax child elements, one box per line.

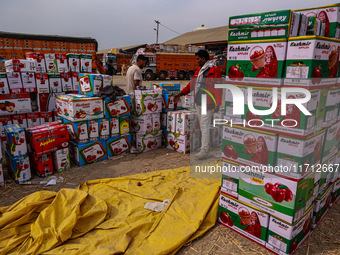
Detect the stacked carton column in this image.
<box><xmin>58</xmin><ymin>73</ymin><xmax>131</xmax><ymax>166</ymax></box>
<box><xmin>130</xmin><ymin>89</ymin><xmax>162</xmax><ymax>153</ymax></box>
<box><xmin>220</xmin><ymin>5</ymin><xmax>340</xmax><ymax>255</ymax></box>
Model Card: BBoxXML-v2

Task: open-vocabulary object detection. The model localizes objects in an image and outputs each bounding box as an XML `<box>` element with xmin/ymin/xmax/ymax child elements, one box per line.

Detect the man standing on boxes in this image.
<box><xmin>174</xmin><ymin>50</ymin><xmax>222</xmax><ymax>160</ymax></box>
<box><xmin>126</xmin><ymin>55</ymin><xmax>147</xmax><ymax>94</ymax></box>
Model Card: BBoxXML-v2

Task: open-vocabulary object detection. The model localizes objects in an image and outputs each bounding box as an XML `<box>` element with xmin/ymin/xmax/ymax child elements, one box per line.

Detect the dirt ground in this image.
<box><xmin>0</xmin><ymin>76</ymin><xmax>339</xmax><ymax>255</ymax></box>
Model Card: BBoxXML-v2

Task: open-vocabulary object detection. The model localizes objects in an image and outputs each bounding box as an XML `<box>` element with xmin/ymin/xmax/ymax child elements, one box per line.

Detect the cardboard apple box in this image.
<box><xmin>107</xmin><ymin>135</ymin><xmax>131</xmax><ymax>158</ymax></box>
<box><xmin>101</xmin><ymin>74</ymin><xmax>113</xmax><ymax>88</ymax></box>
<box><xmin>60</xmin><ymin>72</ymin><xmax>73</xmax><ymax>92</ymax></box>
<box><xmin>88</xmin><ymin>119</ymin><xmax>99</xmax><ymax>142</ymax></box>
<box><xmin>55</xmin><ymin>53</ymin><xmax>68</xmax><ymax>73</ymax></box>
<box><xmin>0</xmin><ymin>93</ymin><xmax>32</xmax><ymax>116</ymax></box>
<box><xmin>40</xmin><ymin>112</ymin><xmax>53</xmax><ymax>125</ymax></box>
<box><xmin>0</xmin><ymin>116</ymin><xmax>12</xmax><ymax>137</ymax></box>
<box><xmin>0</xmin><ymin>72</ymin><xmax>10</xmax><ymax>94</ymax></box>
<box><xmin>11</xmin><ymin>114</ymin><xmax>28</xmax><ymax>129</ymax></box>
<box><xmin>71</xmin><ymin>72</ymin><xmax>79</xmax><ymax>91</ymax></box>
<box><xmin>52</xmin><ymin>148</ymin><xmax>71</xmax><ymax>172</ymax></box>
<box><xmin>44</xmin><ymin>53</ymin><xmax>58</xmax><ymax>73</ymax></box>
<box><xmin>130</xmin><ymin>114</ymin><xmax>153</xmax><ymax>133</ymax></box>
<box><xmin>37</xmin><ymin>92</ymin><xmax>65</xmax><ymax>112</ymax></box>
<box><xmin>35</xmin><ymin>73</ymin><xmax>49</xmax><ymax>93</ymax></box>
<box><xmin>4</xmin><ymin>124</ymin><xmax>28</xmax><ymax>158</ymax></box>
<box><xmin>5</xmin><ymin>59</ymin><xmax>36</xmax><ymax>73</ymax></box>
<box><xmin>21</xmin><ymin>72</ymin><xmax>36</xmax><ymax>93</ymax></box>
<box><xmin>5</xmin><ymin>152</ymin><xmax>31</xmax><ymax>183</ymax></box>
<box><xmin>110</xmin><ymin>118</ymin><xmax>119</xmax><ymax>138</ymax></box>
<box><xmin>7</xmin><ymin>72</ymin><xmax>23</xmax><ymax>93</ymax></box>
<box><xmin>80</xmin><ymin>54</ymin><xmax>92</xmax><ymax>73</ymax></box>
<box><xmin>67</xmin><ymin>53</ymin><xmax>80</xmax><ymax>72</ymax></box>
<box><xmin>48</xmin><ymin>73</ymin><xmax>62</xmax><ymax>93</ymax></box>
<box><xmin>30</xmin><ymin>153</ymin><xmax>54</xmax><ymax>177</ymax></box>
<box><xmin>26</xmin><ymin>112</ymin><xmax>40</xmax><ymax>127</ymax></box>
<box><xmin>25</xmin><ymin>52</ymin><xmax>46</xmax><ymax>72</ymax></box>
<box><xmin>167</xmin><ymin>132</ymin><xmax>190</xmax><ymax>153</ymax></box>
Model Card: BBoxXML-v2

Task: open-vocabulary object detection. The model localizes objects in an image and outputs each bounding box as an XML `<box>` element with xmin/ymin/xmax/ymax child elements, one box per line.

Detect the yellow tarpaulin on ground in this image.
<box><xmin>0</xmin><ymin>167</ymin><xmax>220</xmax><ymax>255</ymax></box>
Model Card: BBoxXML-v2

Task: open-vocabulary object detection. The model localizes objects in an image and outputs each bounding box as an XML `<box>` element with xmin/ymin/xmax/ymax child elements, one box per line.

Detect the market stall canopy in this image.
<box><xmin>164</xmin><ymin>26</ymin><xmax>228</xmax><ymax>46</ymax></box>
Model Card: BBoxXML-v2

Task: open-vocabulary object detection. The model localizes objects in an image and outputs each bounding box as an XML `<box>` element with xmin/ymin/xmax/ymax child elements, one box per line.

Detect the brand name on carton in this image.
<box><xmin>316</xmin><ymin>42</ymin><xmax>330</xmax><ymax>50</ymax></box>
<box><xmin>76</xmin><ymin>103</ymin><xmax>91</xmax><ymax>107</ymax></box>
<box><xmin>280</xmin><ymin>138</ymin><xmax>300</xmax><ymax>145</ymax></box>
<box><xmin>272</xmin><ymin>218</ymin><xmax>289</xmax><ymax>229</ymax></box>
<box><xmin>290</xmin><ymin>42</ymin><xmax>312</xmax><ymax>47</ymax></box>
<box><xmin>221</xmin><ymin>195</ymin><xmax>239</xmax><ymax>208</ymax></box>
<box><xmin>230</xmin><ymin>31</ymin><xmax>250</xmax><ymax>37</ymax></box>
<box><xmin>263</xmin><ymin>15</ymin><xmax>287</xmax><ymax>23</ymax></box>
<box><xmin>229</xmin><ymin>46</ymin><xmax>251</xmax><ymax>52</ymax></box>
<box><xmin>253</xmin><ymin>92</ymin><xmax>271</xmax><ymax>98</ymax></box>
<box><xmin>224</xmin><ymin>128</ymin><xmax>244</xmax><ymax>136</ymax></box>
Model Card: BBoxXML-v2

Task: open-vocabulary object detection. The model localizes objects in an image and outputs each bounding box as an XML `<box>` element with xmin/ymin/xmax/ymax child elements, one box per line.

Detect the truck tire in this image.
<box><xmin>145</xmin><ymin>70</ymin><xmax>154</xmax><ymax>80</ymax></box>
<box><xmin>177</xmin><ymin>71</ymin><xmax>186</xmax><ymax>80</ymax></box>
<box><xmin>186</xmin><ymin>71</ymin><xmax>194</xmax><ymax>80</ymax></box>
<box><xmin>158</xmin><ymin>71</ymin><xmax>167</xmax><ymax>80</ymax></box>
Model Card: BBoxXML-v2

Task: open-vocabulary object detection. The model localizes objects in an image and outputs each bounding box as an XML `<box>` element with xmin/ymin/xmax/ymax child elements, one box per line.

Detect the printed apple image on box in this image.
<box><xmin>219</xmin><ymin>194</ymin><xmax>270</xmax><ymax>247</ymax></box>
<box><xmin>276</xmin><ymin>130</ymin><xmax>326</xmax><ymax>180</ymax></box>
<box><xmin>266</xmin><ymin>205</ymin><xmax>314</xmax><ymax>255</ymax></box>
<box><xmin>26</xmin><ymin>112</ymin><xmax>41</xmax><ymax>127</ymax></box>
<box><xmin>88</xmin><ymin>120</ymin><xmax>99</xmax><ymax>142</ymax></box>
<box><xmin>0</xmin><ymin>93</ymin><xmax>32</xmax><ymax>116</ymax></box>
<box><xmin>79</xmin><ymin>74</ymin><xmax>103</xmax><ymax>97</ymax></box>
<box><xmin>222</xmin><ymin>125</ymin><xmax>278</xmax><ymax>169</ymax></box>
<box><xmin>98</xmin><ymin>118</ymin><xmax>110</xmax><ymax>140</ymax></box>
<box><xmin>71</xmin><ymin>120</ymin><xmax>89</xmax><ymax>144</ymax></box>
<box><xmin>48</xmin><ymin>73</ymin><xmax>62</xmax><ymax>93</ymax></box>
<box><xmin>36</xmin><ymin>73</ymin><xmax>50</xmax><ymax>93</ymax></box>
<box><xmin>104</xmin><ymin>95</ymin><xmax>131</xmax><ymax>118</ymax></box>
<box><xmin>4</xmin><ymin>124</ymin><xmax>27</xmax><ymax>158</ymax></box>
<box><xmin>7</xmin><ymin>72</ymin><xmax>23</xmax><ymax>93</ymax></box>
<box><xmin>26</xmin><ymin>52</ymin><xmax>46</xmax><ymax>73</ymax></box>
<box><xmin>5</xmin><ymin>59</ymin><xmax>36</xmax><ymax>73</ymax></box>
<box><xmin>167</xmin><ymin>132</ymin><xmax>190</xmax><ymax>153</ymax></box>
<box><xmin>6</xmin><ymin>152</ymin><xmax>31</xmax><ymax>183</ymax></box>
<box><xmin>52</xmin><ymin>148</ymin><xmax>71</xmax><ymax>172</ymax></box>
<box><xmin>20</xmin><ymin>72</ymin><xmax>36</xmax><ymax>93</ymax></box>
<box><xmin>0</xmin><ymin>116</ymin><xmax>12</xmax><ymax>137</ymax></box>
<box><xmin>101</xmin><ymin>74</ymin><xmax>113</xmax><ymax>88</ymax></box>
<box><xmin>30</xmin><ymin>153</ymin><xmax>53</xmax><ymax>177</ymax></box>
<box><xmin>110</xmin><ymin>118</ymin><xmax>119</xmax><ymax>138</ymax></box>
<box><xmin>71</xmin><ymin>72</ymin><xmax>79</xmax><ymax>91</ymax></box>
<box><xmin>107</xmin><ymin>135</ymin><xmax>131</xmax><ymax>158</ymax></box>
<box><xmin>162</xmin><ymin>94</ymin><xmax>175</xmax><ymax>111</ymax></box>
<box><xmin>60</xmin><ymin>72</ymin><xmax>73</xmax><ymax>92</ymax></box>
<box><xmin>67</xmin><ymin>53</ymin><xmax>80</xmax><ymax>72</ymax></box>
<box><xmin>44</xmin><ymin>53</ymin><xmax>57</xmax><ymax>73</ymax></box>
<box><xmin>70</xmin><ymin>140</ymin><xmax>107</xmax><ymax>166</ymax></box>
<box><xmin>167</xmin><ymin>111</ymin><xmax>177</xmax><ymax>133</ymax></box>
<box><xmin>11</xmin><ymin>114</ymin><xmax>28</xmax><ymax>129</ymax></box>
<box><xmin>40</xmin><ymin>112</ymin><xmax>53</xmax><ymax>125</ymax></box>
<box><xmin>80</xmin><ymin>54</ymin><xmax>92</xmax><ymax>73</ymax></box>
<box><xmin>37</xmin><ymin>92</ymin><xmax>65</xmax><ymax>112</ymax></box>
<box><xmin>176</xmin><ymin>110</ymin><xmax>194</xmax><ymax>135</ymax></box>
<box><xmin>55</xmin><ymin>53</ymin><xmax>68</xmax><ymax>73</ymax></box>
<box><xmin>0</xmin><ymin>72</ymin><xmax>10</xmax><ymax>94</ymax></box>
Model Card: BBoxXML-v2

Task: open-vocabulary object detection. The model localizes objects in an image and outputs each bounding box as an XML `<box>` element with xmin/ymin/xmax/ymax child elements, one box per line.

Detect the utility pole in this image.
<box><xmin>154</xmin><ymin>20</ymin><xmax>160</xmax><ymax>44</ymax></box>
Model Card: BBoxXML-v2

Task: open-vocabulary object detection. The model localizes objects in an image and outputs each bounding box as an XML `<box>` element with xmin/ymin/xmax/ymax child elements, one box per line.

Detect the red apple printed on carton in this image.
<box><xmin>264</xmin><ymin>182</ymin><xmax>293</xmax><ymax>202</ymax></box>
<box><xmin>223</xmin><ymin>144</ymin><xmax>238</xmax><ymax>159</ymax></box>
<box><xmin>228</xmin><ymin>64</ymin><xmax>244</xmax><ymax>81</ymax></box>
<box><xmin>311</xmin><ymin>65</ymin><xmax>322</xmax><ymax>85</ymax></box>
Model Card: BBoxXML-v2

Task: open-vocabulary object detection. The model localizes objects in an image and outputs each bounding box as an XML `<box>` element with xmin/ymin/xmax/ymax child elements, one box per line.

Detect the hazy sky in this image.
<box><xmin>0</xmin><ymin>0</ymin><xmax>337</xmax><ymax>50</ymax></box>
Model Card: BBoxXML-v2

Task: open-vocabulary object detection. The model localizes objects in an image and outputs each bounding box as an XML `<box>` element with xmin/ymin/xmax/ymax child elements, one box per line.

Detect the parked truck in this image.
<box><xmin>97</xmin><ymin>52</ymin><xmax>133</xmax><ymax>74</ymax></box>
<box><xmin>0</xmin><ymin>31</ymin><xmax>98</xmax><ymax>71</ymax></box>
<box><xmin>131</xmin><ymin>48</ymin><xmax>199</xmax><ymax>80</ymax></box>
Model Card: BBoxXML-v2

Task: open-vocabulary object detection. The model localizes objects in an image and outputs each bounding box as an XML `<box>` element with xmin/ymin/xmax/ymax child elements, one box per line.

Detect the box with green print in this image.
<box><xmin>132</xmin><ymin>90</ymin><xmax>162</xmax><ymax>117</ymax></box>
<box><xmin>228</xmin><ymin>26</ymin><xmax>290</xmax><ymax>42</ymax></box>
<box><xmin>78</xmin><ymin>74</ymin><xmax>103</xmax><ymax>97</ymax></box>
<box><xmin>218</xmin><ymin>194</ymin><xmax>270</xmax><ymax>246</ymax></box>
<box><xmin>133</xmin><ymin>130</ymin><xmax>162</xmax><ymax>153</ymax></box>
<box><xmin>225</xmin><ymin>85</ymin><xmax>320</xmax><ymax>138</ymax></box>
<box><xmin>222</xmin><ymin>125</ymin><xmax>278</xmax><ymax>169</ymax></box>
<box><xmin>167</xmin><ymin>132</ymin><xmax>190</xmax><ymax>154</ymax></box>
<box><xmin>106</xmin><ymin>135</ymin><xmax>131</xmax><ymax>159</ymax></box>
<box><xmin>330</xmin><ymin>178</ymin><xmax>340</xmax><ymax>207</ymax></box>
<box><xmin>322</xmin><ymin>121</ymin><xmax>340</xmax><ymax>163</ymax></box>
<box><xmin>322</xmin><ymin>87</ymin><xmax>340</xmax><ymax>128</ymax></box>
<box><xmin>226</xmin><ymin>39</ymin><xmax>288</xmax><ymax>87</ymax></box>
<box><xmin>238</xmin><ymin>169</ymin><xmax>312</xmax><ymax>224</ymax></box>
<box><xmin>284</xmin><ymin>36</ymin><xmax>338</xmax><ymax>88</ymax></box>
<box><xmin>266</xmin><ymin>205</ymin><xmax>313</xmax><ymax>255</ymax></box>
<box><xmin>104</xmin><ymin>95</ymin><xmax>131</xmax><ymax>118</ymax></box>
<box><xmin>56</xmin><ymin>94</ymin><xmax>103</xmax><ymax>122</ymax></box>
<box><xmin>276</xmin><ymin>130</ymin><xmax>326</xmax><ymax>180</ymax></box>
<box><xmin>294</xmin><ymin>4</ymin><xmax>340</xmax><ymax>38</ymax></box>
<box><xmin>70</xmin><ymin>140</ymin><xmax>107</xmax><ymax>167</ymax></box>
<box><xmin>62</xmin><ymin>119</ymin><xmax>89</xmax><ymax>144</ymax></box>
<box><xmin>312</xmin><ymin>183</ymin><xmax>333</xmax><ymax>229</ymax></box>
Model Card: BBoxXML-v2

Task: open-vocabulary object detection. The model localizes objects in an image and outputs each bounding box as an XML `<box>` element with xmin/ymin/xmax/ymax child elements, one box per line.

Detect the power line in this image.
<box><xmin>159</xmin><ymin>22</ymin><xmax>181</xmax><ymax>35</ymax></box>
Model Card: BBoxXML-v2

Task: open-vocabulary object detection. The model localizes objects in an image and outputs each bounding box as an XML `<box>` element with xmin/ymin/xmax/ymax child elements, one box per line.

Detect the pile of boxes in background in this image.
<box><xmin>57</xmin><ymin>73</ymin><xmax>132</xmax><ymax>166</ymax></box>
<box><xmin>219</xmin><ymin>4</ymin><xmax>340</xmax><ymax>255</ymax></box>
